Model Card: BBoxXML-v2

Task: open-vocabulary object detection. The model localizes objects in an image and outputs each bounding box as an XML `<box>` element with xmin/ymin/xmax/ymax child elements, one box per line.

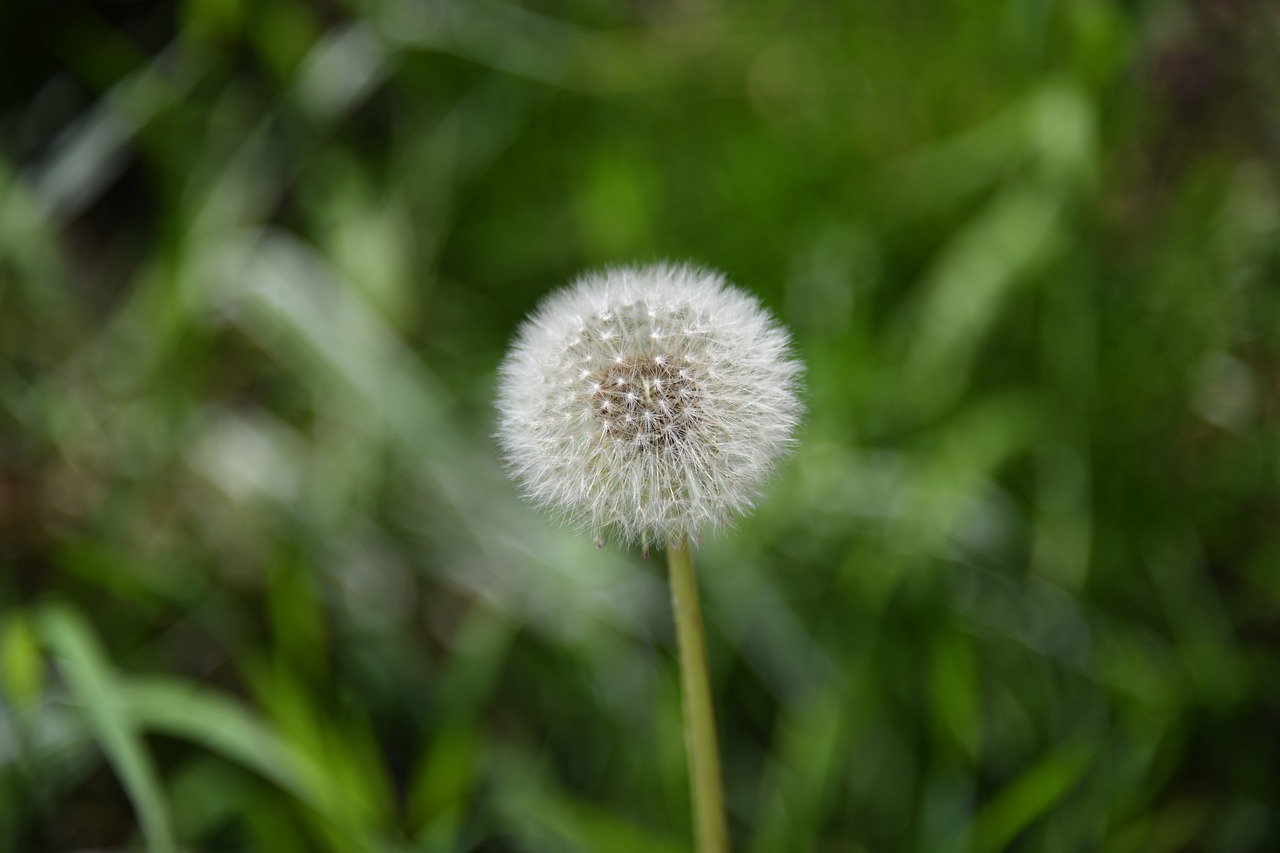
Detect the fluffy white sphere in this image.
<box><xmin>496</xmin><ymin>263</ymin><xmax>803</xmax><ymax>551</ymax></box>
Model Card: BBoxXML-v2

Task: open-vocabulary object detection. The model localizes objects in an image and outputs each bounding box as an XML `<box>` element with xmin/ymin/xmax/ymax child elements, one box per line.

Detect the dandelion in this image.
<box><xmin>497</xmin><ymin>262</ymin><xmax>803</xmax><ymax>853</ymax></box>
<box><xmin>496</xmin><ymin>262</ymin><xmax>803</xmax><ymax>554</ymax></box>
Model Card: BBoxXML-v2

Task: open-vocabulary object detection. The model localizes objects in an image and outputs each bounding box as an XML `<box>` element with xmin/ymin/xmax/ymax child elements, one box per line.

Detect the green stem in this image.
<box><xmin>667</xmin><ymin>540</ymin><xmax>730</xmax><ymax>853</ymax></box>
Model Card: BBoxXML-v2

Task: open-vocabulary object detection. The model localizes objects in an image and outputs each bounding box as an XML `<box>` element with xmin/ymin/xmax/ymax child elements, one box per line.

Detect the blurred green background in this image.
<box><xmin>3</xmin><ymin>0</ymin><xmax>1280</xmax><ymax>850</ymax></box>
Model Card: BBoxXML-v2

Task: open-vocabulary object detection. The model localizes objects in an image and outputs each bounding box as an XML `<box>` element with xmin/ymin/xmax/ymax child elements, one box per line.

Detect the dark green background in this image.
<box><xmin>2</xmin><ymin>1</ymin><xmax>1279</xmax><ymax>850</ymax></box>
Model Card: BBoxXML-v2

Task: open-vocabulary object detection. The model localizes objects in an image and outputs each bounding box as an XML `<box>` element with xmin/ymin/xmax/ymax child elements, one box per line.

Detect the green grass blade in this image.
<box><xmin>38</xmin><ymin>604</ymin><xmax>176</xmax><ymax>852</ymax></box>
<box><xmin>118</xmin><ymin>675</ymin><xmax>382</xmax><ymax>853</ymax></box>
<box><xmin>491</xmin><ymin>746</ymin><xmax>690</xmax><ymax>853</ymax></box>
<box><xmin>968</xmin><ymin>739</ymin><xmax>1100</xmax><ymax>853</ymax></box>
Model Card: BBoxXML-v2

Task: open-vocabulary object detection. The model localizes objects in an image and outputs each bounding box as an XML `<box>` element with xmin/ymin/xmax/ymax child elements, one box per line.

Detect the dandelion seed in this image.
<box><xmin>496</xmin><ymin>262</ymin><xmax>804</xmax><ymax>548</ymax></box>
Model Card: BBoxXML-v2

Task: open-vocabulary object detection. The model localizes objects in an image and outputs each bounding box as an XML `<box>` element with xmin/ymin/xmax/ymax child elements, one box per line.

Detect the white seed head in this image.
<box><xmin>496</xmin><ymin>262</ymin><xmax>804</xmax><ymax>549</ymax></box>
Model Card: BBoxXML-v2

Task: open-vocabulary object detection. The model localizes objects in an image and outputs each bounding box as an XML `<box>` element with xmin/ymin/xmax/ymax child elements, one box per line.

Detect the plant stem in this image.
<box><xmin>667</xmin><ymin>540</ymin><xmax>729</xmax><ymax>853</ymax></box>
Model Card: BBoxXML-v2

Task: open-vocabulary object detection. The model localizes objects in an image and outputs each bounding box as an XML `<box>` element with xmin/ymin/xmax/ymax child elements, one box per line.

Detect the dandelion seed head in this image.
<box><xmin>496</xmin><ymin>262</ymin><xmax>804</xmax><ymax>548</ymax></box>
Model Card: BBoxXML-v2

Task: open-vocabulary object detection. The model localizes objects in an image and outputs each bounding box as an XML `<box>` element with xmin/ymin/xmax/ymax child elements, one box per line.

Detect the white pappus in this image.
<box><xmin>496</xmin><ymin>262</ymin><xmax>804</xmax><ymax>553</ymax></box>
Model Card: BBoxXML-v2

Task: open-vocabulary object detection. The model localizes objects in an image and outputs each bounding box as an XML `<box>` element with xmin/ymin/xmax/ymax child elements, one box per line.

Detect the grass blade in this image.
<box><xmin>968</xmin><ymin>739</ymin><xmax>1099</xmax><ymax>852</ymax></box>
<box><xmin>119</xmin><ymin>675</ymin><xmax>383</xmax><ymax>852</ymax></box>
<box><xmin>38</xmin><ymin>604</ymin><xmax>176</xmax><ymax>852</ymax></box>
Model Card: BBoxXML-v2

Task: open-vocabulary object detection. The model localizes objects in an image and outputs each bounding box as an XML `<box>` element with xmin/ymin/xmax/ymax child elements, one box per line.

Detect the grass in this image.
<box><xmin>2</xmin><ymin>0</ymin><xmax>1280</xmax><ymax>850</ymax></box>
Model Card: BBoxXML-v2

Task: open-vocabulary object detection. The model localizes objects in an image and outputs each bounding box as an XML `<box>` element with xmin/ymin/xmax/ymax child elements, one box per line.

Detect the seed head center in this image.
<box><xmin>592</xmin><ymin>356</ymin><xmax>699</xmax><ymax>450</ymax></box>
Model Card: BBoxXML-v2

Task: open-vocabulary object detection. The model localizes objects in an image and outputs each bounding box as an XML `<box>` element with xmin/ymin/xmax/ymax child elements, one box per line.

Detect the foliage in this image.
<box><xmin>2</xmin><ymin>0</ymin><xmax>1279</xmax><ymax>850</ymax></box>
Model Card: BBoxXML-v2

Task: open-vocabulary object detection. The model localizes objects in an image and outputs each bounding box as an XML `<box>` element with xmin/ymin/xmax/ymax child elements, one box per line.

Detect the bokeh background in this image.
<box><xmin>3</xmin><ymin>1</ymin><xmax>1280</xmax><ymax>850</ymax></box>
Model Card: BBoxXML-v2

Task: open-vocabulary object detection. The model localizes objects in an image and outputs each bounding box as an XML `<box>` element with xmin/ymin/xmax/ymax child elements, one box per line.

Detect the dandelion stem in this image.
<box><xmin>667</xmin><ymin>540</ymin><xmax>729</xmax><ymax>853</ymax></box>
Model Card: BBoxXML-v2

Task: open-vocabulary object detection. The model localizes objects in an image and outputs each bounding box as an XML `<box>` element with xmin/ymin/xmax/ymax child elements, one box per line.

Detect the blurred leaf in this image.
<box><xmin>3</xmin><ymin>0</ymin><xmax>1280</xmax><ymax>848</ymax></box>
<box><xmin>180</xmin><ymin>0</ymin><xmax>244</xmax><ymax>47</ymax></box>
<box><xmin>249</xmin><ymin>0</ymin><xmax>319</xmax><ymax>79</ymax></box>
<box><xmin>0</xmin><ymin>612</ymin><xmax>43</xmax><ymax>710</ymax></box>
<box><xmin>408</xmin><ymin>719</ymin><xmax>477</xmax><ymax>846</ymax></box>
<box><xmin>38</xmin><ymin>604</ymin><xmax>176</xmax><ymax>852</ymax></box>
<box><xmin>750</xmin><ymin>689</ymin><xmax>850</xmax><ymax>853</ymax></box>
<box><xmin>294</xmin><ymin>24</ymin><xmax>388</xmax><ymax>122</ymax></box>
<box><xmin>968</xmin><ymin>739</ymin><xmax>1100</xmax><ymax>853</ymax></box>
<box><xmin>491</xmin><ymin>747</ymin><xmax>690</xmax><ymax>853</ymax></box>
<box><xmin>899</xmin><ymin>185</ymin><xmax>1063</xmax><ymax>413</ymax></box>
<box><xmin>931</xmin><ymin>630</ymin><xmax>982</xmax><ymax>763</ymax></box>
<box><xmin>120</xmin><ymin>675</ymin><xmax>386</xmax><ymax>852</ymax></box>
<box><xmin>1101</xmin><ymin>797</ymin><xmax>1209</xmax><ymax>853</ymax></box>
<box><xmin>267</xmin><ymin>549</ymin><xmax>329</xmax><ymax>685</ymax></box>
